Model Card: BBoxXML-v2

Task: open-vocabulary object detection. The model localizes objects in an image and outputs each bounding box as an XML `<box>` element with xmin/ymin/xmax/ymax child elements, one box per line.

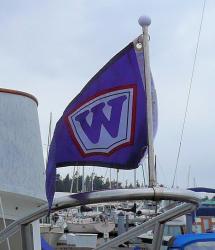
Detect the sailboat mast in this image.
<box><xmin>116</xmin><ymin>169</ymin><xmax>119</xmax><ymax>188</ymax></box>
<box><xmin>82</xmin><ymin>166</ymin><xmax>85</xmax><ymax>192</ymax></box>
<box><xmin>109</xmin><ymin>168</ymin><xmax>112</xmax><ymax>189</ymax></box>
<box><xmin>70</xmin><ymin>166</ymin><xmax>76</xmax><ymax>193</ymax></box>
<box><xmin>76</xmin><ymin>169</ymin><xmax>79</xmax><ymax>193</ymax></box>
<box><xmin>134</xmin><ymin>169</ymin><xmax>137</xmax><ymax>188</ymax></box>
<box><xmin>138</xmin><ymin>16</ymin><xmax>156</xmax><ymax>187</ymax></box>
<box><xmin>187</xmin><ymin>165</ymin><xmax>191</xmax><ymax>188</ymax></box>
<box><xmin>91</xmin><ymin>169</ymin><xmax>94</xmax><ymax>191</ymax></box>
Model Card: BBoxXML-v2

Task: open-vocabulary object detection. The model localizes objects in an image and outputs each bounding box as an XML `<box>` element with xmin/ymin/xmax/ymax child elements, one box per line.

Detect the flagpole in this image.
<box><xmin>138</xmin><ymin>16</ymin><xmax>156</xmax><ymax>187</ymax></box>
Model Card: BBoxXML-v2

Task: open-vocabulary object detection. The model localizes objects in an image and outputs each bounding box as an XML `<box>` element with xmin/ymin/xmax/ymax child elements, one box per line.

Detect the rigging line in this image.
<box><xmin>156</xmin><ymin>157</ymin><xmax>168</xmax><ymax>186</ymax></box>
<box><xmin>103</xmin><ymin>167</ymin><xmax>108</xmax><ymax>179</ymax></box>
<box><xmin>172</xmin><ymin>0</ymin><xmax>206</xmax><ymax>187</ymax></box>
<box><xmin>141</xmin><ymin>164</ymin><xmax>146</xmax><ymax>187</ymax></box>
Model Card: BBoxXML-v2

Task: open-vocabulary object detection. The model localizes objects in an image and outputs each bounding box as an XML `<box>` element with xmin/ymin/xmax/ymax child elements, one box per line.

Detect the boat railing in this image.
<box><xmin>0</xmin><ymin>187</ymin><xmax>201</xmax><ymax>250</ymax></box>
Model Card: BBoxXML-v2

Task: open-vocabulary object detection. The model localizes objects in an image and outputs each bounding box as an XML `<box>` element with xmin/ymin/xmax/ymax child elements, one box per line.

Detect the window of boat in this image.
<box><xmin>184</xmin><ymin>241</ymin><xmax>215</xmax><ymax>249</ymax></box>
<box><xmin>163</xmin><ymin>225</ymin><xmax>182</xmax><ymax>237</ymax></box>
<box><xmin>98</xmin><ymin>206</ymin><xmax>104</xmax><ymax>212</ymax></box>
<box><xmin>104</xmin><ymin>205</ymin><xmax>111</xmax><ymax>212</ymax></box>
<box><xmin>193</xmin><ymin>224</ymin><xmax>202</xmax><ymax>233</ymax></box>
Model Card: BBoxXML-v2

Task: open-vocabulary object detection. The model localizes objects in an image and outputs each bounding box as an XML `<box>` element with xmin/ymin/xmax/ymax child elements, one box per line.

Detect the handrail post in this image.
<box><xmin>151</xmin><ymin>222</ymin><xmax>165</xmax><ymax>250</ymax></box>
<box><xmin>21</xmin><ymin>224</ymin><xmax>34</xmax><ymax>250</ymax></box>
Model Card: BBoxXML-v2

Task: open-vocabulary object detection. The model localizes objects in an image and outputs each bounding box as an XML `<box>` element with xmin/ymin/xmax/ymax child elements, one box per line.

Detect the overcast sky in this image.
<box><xmin>1</xmin><ymin>0</ymin><xmax>214</xmax><ymax>189</ymax></box>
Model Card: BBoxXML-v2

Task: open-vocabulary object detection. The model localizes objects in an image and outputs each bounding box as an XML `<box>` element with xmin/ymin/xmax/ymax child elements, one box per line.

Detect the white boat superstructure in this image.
<box><xmin>67</xmin><ymin>215</ymin><xmax>115</xmax><ymax>234</ymax></box>
<box><xmin>59</xmin><ymin>233</ymin><xmax>98</xmax><ymax>249</ymax></box>
<box><xmin>0</xmin><ymin>89</ymin><xmax>46</xmax><ymax>250</ymax></box>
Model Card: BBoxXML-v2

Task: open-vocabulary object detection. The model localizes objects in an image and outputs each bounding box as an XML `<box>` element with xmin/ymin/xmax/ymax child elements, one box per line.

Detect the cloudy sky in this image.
<box><xmin>0</xmin><ymin>0</ymin><xmax>214</xmax><ymax>189</ymax></box>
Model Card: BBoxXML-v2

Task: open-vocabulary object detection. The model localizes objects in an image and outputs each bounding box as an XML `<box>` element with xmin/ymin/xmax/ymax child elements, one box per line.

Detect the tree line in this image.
<box><xmin>56</xmin><ymin>173</ymin><xmax>142</xmax><ymax>193</ymax></box>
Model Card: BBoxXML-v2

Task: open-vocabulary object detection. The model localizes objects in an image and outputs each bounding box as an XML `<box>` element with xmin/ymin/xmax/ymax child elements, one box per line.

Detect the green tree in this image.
<box><xmin>56</xmin><ymin>174</ymin><xmax>64</xmax><ymax>192</ymax></box>
<box><xmin>85</xmin><ymin>175</ymin><xmax>91</xmax><ymax>191</ymax></box>
<box><xmin>56</xmin><ymin>173</ymin><xmax>135</xmax><ymax>192</ymax></box>
<box><xmin>63</xmin><ymin>174</ymin><xmax>72</xmax><ymax>192</ymax></box>
<box><xmin>93</xmin><ymin>176</ymin><xmax>104</xmax><ymax>190</ymax></box>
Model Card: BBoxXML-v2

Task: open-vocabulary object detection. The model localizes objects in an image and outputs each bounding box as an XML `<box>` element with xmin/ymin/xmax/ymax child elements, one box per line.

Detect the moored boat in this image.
<box><xmin>67</xmin><ymin>216</ymin><xmax>115</xmax><ymax>234</ymax></box>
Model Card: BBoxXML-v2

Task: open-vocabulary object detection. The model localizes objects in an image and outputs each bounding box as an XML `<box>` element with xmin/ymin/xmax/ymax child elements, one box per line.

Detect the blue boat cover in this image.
<box><xmin>196</xmin><ymin>207</ymin><xmax>215</xmax><ymax>217</ymax></box>
<box><xmin>188</xmin><ymin>187</ymin><xmax>215</xmax><ymax>193</ymax></box>
<box><xmin>168</xmin><ymin>233</ymin><xmax>215</xmax><ymax>248</ymax></box>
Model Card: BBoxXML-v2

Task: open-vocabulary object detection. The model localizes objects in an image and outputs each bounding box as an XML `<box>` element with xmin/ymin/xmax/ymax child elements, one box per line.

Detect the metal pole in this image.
<box><xmin>109</xmin><ymin>169</ymin><xmax>112</xmax><ymax>189</ymax></box>
<box><xmin>117</xmin><ymin>212</ymin><xmax>125</xmax><ymax>235</ymax></box>
<box><xmin>193</xmin><ymin>177</ymin><xmax>196</xmax><ymax>187</ymax></box>
<box><xmin>141</xmin><ymin>164</ymin><xmax>146</xmax><ymax>186</ymax></box>
<box><xmin>134</xmin><ymin>169</ymin><xmax>137</xmax><ymax>188</ymax></box>
<box><xmin>187</xmin><ymin>165</ymin><xmax>191</xmax><ymax>188</ymax></box>
<box><xmin>76</xmin><ymin>169</ymin><xmax>79</xmax><ymax>193</ymax></box>
<box><xmin>91</xmin><ymin>171</ymin><xmax>94</xmax><ymax>191</ymax></box>
<box><xmin>46</xmin><ymin>112</ymin><xmax>52</xmax><ymax>165</ymax></box>
<box><xmin>151</xmin><ymin>222</ymin><xmax>165</xmax><ymax>250</ymax></box>
<box><xmin>186</xmin><ymin>213</ymin><xmax>193</xmax><ymax>233</ymax></box>
<box><xmin>138</xmin><ymin>16</ymin><xmax>156</xmax><ymax>187</ymax></box>
<box><xmin>70</xmin><ymin>166</ymin><xmax>76</xmax><ymax>193</ymax></box>
<box><xmin>21</xmin><ymin>224</ymin><xmax>34</xmax><ymax>250</ymax></box>
<box><xmin>95</xmin><ymin>203</ymin><xmax>195</xmax><ymax>250</ymax></box>
<box><xmin>116</xmin><ymin>169</ymin><xmax>119</xmax><ymax>188</ymax></box>
<box><xmin>82</xmin><ymin>166</ymin><xmax>85</xmax><ymax>192</ymax></box>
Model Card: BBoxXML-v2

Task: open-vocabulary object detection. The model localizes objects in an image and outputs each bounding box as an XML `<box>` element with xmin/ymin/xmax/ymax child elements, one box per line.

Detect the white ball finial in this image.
<box><xmin>138</xmin><ymin>16</ymin><xmax>151</xmax><ymax>27</ymax></box>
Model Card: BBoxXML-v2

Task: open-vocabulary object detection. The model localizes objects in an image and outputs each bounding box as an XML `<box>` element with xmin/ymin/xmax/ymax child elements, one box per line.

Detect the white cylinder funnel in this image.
<box><xmin>0</xmin><ymin>88</ymin><xmax>46</xmax><ymax>220</ymax></box>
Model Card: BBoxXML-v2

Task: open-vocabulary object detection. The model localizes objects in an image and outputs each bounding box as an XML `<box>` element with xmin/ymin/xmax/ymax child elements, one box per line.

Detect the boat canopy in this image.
<box><xmin>188</xmin><ymin>187</ymin><xmax>215</xmax><ymax>193</ymax></box>
<box><xmin>196</xmin><ymin>207</ymin><xmax>215</xmax><ymax>217</ymax></box>
<box><xmin>188</xmin><ymin>187</ymin><xmax>215</xmax><ymax>217</ymax></box>
<box><xmin>168</xmin><ymin>233</ymin><xmax>215</xmax><ymax>249</ymax></box>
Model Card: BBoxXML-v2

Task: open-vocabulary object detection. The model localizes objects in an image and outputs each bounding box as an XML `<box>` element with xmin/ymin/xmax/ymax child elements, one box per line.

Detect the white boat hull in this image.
<box><xmin>67</xmin><ymin>221</ymin><xmax>115</xmax><ymax>234</ymax></box>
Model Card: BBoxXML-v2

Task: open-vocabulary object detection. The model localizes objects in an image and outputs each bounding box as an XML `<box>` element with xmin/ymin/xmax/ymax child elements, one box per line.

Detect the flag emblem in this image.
<box><xmin>65</xmin><ymin>84</ymin><xmax>137</xmax><ymax>156</ymax></box>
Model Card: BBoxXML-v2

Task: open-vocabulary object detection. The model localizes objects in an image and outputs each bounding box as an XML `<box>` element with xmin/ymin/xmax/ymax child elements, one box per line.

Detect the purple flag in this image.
<box><xmin>46</xmin><ymin>36</ymin><xmax>158</xmax><ymax>208</ymax></box>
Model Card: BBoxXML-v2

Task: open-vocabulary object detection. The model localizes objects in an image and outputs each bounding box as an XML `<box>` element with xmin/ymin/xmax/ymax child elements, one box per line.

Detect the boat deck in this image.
<box><xmin>57</xmin><ymin>246</ymin><xmax>93</xmax><ymax>250</ymax></box>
